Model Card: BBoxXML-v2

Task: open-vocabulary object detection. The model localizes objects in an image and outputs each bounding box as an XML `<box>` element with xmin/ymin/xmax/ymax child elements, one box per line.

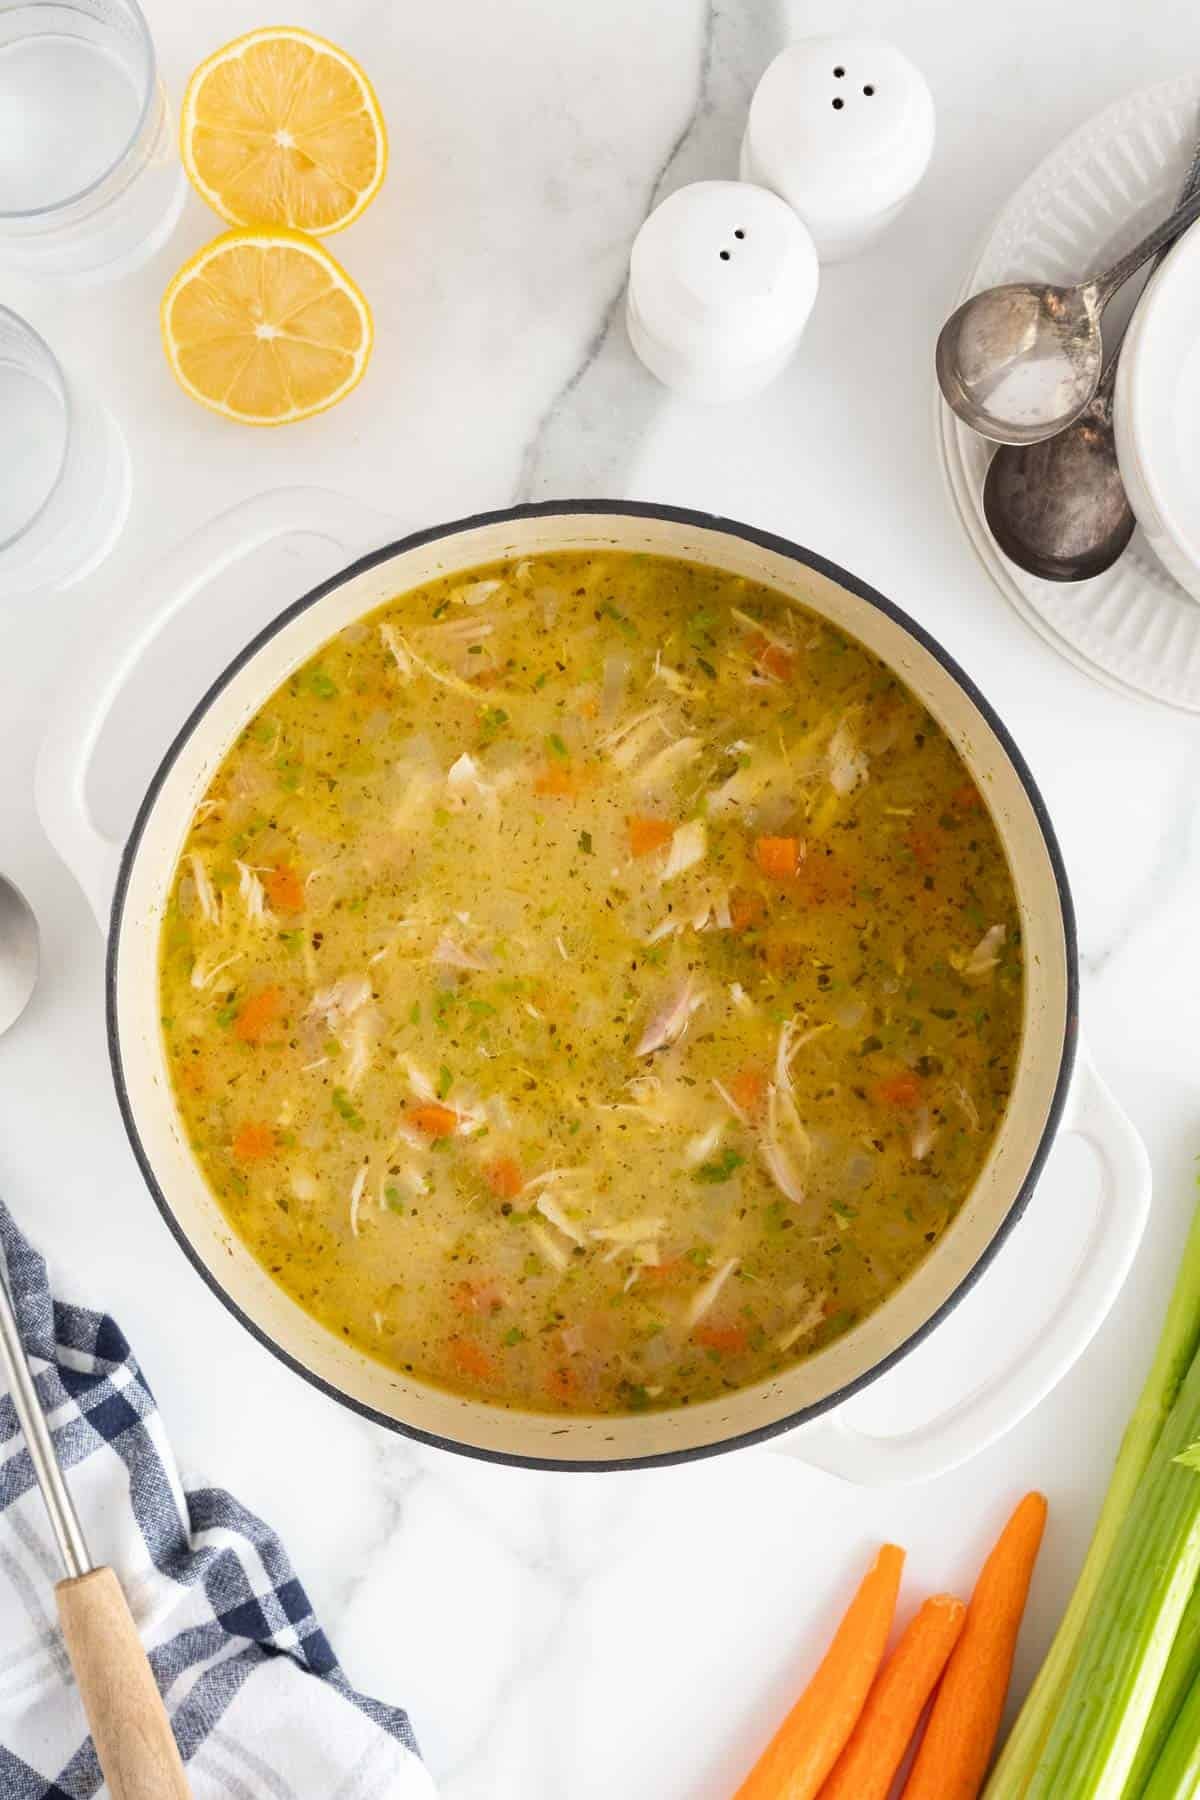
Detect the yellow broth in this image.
<box><xmin>159</xmin><ymin>553</ymin><xmax>1023</xmax><ymax>1414</ymax></box>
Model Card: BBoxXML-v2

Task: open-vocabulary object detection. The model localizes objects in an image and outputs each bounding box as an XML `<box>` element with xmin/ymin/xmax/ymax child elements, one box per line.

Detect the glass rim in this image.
<box><xmin>0</xmin><ymin>304</ymin><xmax>71</xmax><ymax>551</ymax></box>
<box><xmin>0</xmin><ymin>0</ymin><xmax>159</xmax><ymax>223</ymax></box>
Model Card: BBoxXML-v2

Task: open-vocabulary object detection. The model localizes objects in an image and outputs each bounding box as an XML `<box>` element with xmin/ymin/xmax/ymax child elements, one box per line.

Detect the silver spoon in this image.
<box><xmin>982</xmin><ymin>132</ymin><xmax>1200</xmax><ymax>581</ymax></box>
<box><xmin>0</xmin><ymin>876</ymin><xmax>39</xmax><ymax>1036</ymax></box>
<box><xmin>937</xmin><ymin>184</ymin><xmax>1200</xmax><ymax>445</ymax></box>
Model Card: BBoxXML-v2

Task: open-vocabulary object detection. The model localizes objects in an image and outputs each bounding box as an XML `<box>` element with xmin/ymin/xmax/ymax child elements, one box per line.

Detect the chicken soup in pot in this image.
<box><xmin>158</xmin><ymin>552</ymin><xmax>1023</xmax><ymax>1414</ymax></box>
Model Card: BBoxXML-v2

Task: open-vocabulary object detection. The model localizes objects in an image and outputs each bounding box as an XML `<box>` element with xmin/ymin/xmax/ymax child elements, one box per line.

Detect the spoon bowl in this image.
<box><xmin>0</xmin><ymin>876</ymin><xmax>40</xmax><ymax>1037</ymax></box>
<box><xmin>937</xmin><ymin>282</ymin><xmax>1104</xmax><ymax>446</ymax></box>
<box><xmin>983</xmin><ymin>379</ymin><xmax>1135</xmax><ymax>581</ymax></box>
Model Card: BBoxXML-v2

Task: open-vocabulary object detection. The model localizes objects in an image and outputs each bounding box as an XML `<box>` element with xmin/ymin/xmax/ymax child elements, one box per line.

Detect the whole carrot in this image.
<box><xmin>735</xmin><ymin>1543</ymin><xmax>905</xmax><ymax>1800</ymax></box>
<box><xmin>902</xmin><ymin>1494</ymin><xmax>1048</xmax><ymax>1800</ymax></box>
<box><xmin>819</xmin><ymin>1594</ymin><xmax>966</xmax><ymax>1800</ymax></box>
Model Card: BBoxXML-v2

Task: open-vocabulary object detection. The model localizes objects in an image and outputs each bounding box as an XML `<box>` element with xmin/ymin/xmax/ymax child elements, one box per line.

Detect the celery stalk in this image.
<box><xmin>1023</xmin><ymin>1392</ymin><xmax>1200</xmax><ymax>1796</ymax></box>
<box><xmin>1141</xmin><ymin>1655</ymin><xmax>1200</xmax><ymax>1800</ymax></box>
<box><xmin>1125</xmin><ymin>1579</ymin><xmax>1200</xmax><ymax>1796</ymax></box>
<box><xmin>985</xmin><ymin>1187</ymin><xmax>1200</xmax><ymax>1800</ymax></box>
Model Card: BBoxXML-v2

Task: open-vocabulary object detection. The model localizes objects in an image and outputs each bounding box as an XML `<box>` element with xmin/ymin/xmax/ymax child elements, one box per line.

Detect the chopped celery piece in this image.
<box><xmin>1142</xmin><ymin>1655</ymin><xmax>1200</xmax><ymax>1800</ymax></box>
<box><xmin>1126</xmin><ymin>1579</ymin><xmax>1200</xmax><ymax>1796</ymax></box>
<box><xmin>986</xmin><ymin>1185</ymin><xmax>1200</xmax><ymax>1798</ymax></box>
<box><xmin>1024</xmin><ymin>1382</ymin><xmax>1200</xmax><ymax>1796</ymax></box>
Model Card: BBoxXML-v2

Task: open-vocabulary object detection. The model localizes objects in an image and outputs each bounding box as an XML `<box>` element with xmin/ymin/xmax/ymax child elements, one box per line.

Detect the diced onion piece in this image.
<box><xmin>661</xmin><ymin>819</ymin><xmax>707</xmax><ymax>882</ymax></box>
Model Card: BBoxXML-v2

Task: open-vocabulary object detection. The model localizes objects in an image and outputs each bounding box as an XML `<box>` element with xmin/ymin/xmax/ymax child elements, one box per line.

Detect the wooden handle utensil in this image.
<box><xmin>57</xmin><ymin>1567</ymin><xmax>190</xmax><ymax>1799</ymax></box>
<box><xmin>0</xmin><ymin>1263</ymin><xmax>190</xmax><ymax>1796</ymax></box>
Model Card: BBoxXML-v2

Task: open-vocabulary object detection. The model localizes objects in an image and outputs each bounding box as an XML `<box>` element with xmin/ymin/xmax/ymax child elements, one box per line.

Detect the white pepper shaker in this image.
<box><xmin>626</xmin><ymin>179</ymin><xmax>818</xmax><ymax>403</ymax></box>
<box><xmin>741</xmin><ymin>36</ymin><xmax>935</xmax><ymax>263</ymax></box>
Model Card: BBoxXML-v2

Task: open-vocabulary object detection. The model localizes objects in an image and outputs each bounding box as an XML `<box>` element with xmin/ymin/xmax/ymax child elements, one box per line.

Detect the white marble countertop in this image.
<box><xmin>6</xmin><ymin>1</ymin><xmax>1200</xmax><ymax>1794</ymax></box>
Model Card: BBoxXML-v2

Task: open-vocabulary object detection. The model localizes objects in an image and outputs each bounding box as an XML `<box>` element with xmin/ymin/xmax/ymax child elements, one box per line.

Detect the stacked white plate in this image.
<box><xmin>938</xmin><ymin>74</ymin><xmax>1200</xmax><ymax>712</ymax></box>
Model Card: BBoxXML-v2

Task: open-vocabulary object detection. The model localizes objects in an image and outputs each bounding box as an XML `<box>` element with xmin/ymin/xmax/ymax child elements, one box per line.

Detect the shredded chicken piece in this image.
<box><xmin>958</xmin><ymin>924</ymin><xmax>1005</xmax><ymax>982</ymax></box>
<box><xmin>399</xmin><ymin>1055</ymin><xmax>437</xmax><ymax>1101</ymax></box>
<box><xmin>432</xmin><ymin>931</ymin><xmax>494</xmax><ymax>972</ymax></box>
<box><xmin>308</xmin><ymin>975</ymin><xmax>372</xmax><ymax>1031</ymax></box>
<box><xmin>454</xmin><ymin>578</ymin><xmax>503</xmax><ymax>606</ymax></box>
<box><xmin>379</xmin><ymin>622</ymin><xmax>414</xmax><ymax>678</ymax></box>
<box><xmin>828</xmin><ymin>715</ymin><xmax>869</xmax><ymax>796</ymax></box>
<box><xmin>235</xmin><ymin>861</ymin><xmax>267</xmax><ymax>923</ymax></box>
<box><xmin>728</xmin><ymin>982</ymin><xmax>754</xmax><ymax>1014</ymax></box>
<box><xmin>950</xmin><ymin>1083</ymin><xmax>981</xmax><ymax>1131</ymax></box>
<box><xmin>535</xmin><ymin>1191</ymin><xmax>586</xmax><ymax>1245</ymax></box>
<box><xmin>635</xmin><ymin>976</ymin><xmax>704</xmax><ymax>1056</ymax></box>
<box><xmin>349</xmin><ymin>1163</ymin><xmax>368</xmax><ymax>1239</ymax></box>
<box><xmin>605</xmin><ymin>708</ymin><xmax>673</xmax><ymax>770</ymax></box>
<box><xmin>911</xmin><ymin>1107</ymin><xmax>938</xmax><ymax>1162</ymax></box>
<box><xmin>730</xmin><ymin>607</ymin><xmax>793</xmax><ymax>654</ymax></box>
<box><xmin>555</xmin><ymin>935</ymin><xmax>571</xmax><ymax>962</ymax></box>
<box><xmin>760</xmin><ymin>1019</ymin><xmax>813</xmax><ymax>1205</ymax></box>
<box><xmin>189</xmin><ymin>853</ymin><xmax>219</xmax><ymax>925</ymax></box>
<box><xmin>686</xmin><ymin>1257</ymin><xmax>739</xmax><ymax>1327</ymax></box>
<box><xmin>661</xmin><ymin>819</ymin><xmax>707</xmax><ymax>882</ymax></box>
<box><xmin>344</xmin><ymin>1010</ymin><xmax>373</xmax><ymax>1092</ymax></box>
<box><xmin>528</xmin><ymin>1222</ymin><xmax>569</xmax><ymax>1271</ymax></box>
<box><xmin>190</xmin><ymin>950</ymin><xmax>242</xmax><ymax>992</ymax></box>
<box><xmin>684</xmin><ymin>1123</ymin><xmax>724</xmax><ymax>1167</ymax></box>
<box><xmin>637</xmin><ymin>736</ymin><xmax>702</xmax><ymax>791</ymax></box>
<box><xmin>775</xmin><ymin>1290</ymin><xmax>828</xmax><ymax>1352</ymax></box>
<box><xmin>591</xmin><ymin>1218</ymin><xmax>666</xmax><ymax>1263</ymax></box>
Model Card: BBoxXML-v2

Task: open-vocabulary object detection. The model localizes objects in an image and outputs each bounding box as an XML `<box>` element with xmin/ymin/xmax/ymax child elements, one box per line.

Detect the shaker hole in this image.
<box><xmin>864</xmin><ymin>83</ymin><xmax>875</xmax><ymax>95</ymax></box>
<box><xmin>832</xmin><ymin>97</ymin><xmax>844</xmax><ymax>110</ymax></box>
<box><xmin>719</xmin><ymin>250</ymin><xmax>730</xmax><ymax>261</ymax></box>
<box><xmin>833</xmin><ymin>65</ymin><xmax>845</xmax><ymax>77</ymax></box>
<box><xmin>734</xmin><ymin>228</ymin><xmax>745</xmax><ymax>240</ymax></box>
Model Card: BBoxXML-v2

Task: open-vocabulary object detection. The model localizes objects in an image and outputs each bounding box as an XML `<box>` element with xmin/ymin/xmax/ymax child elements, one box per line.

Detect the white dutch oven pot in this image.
<box><xmin>37</xmin><ymin>493</ymin><xmax>1150</xmax><ymax>1481</ymax></box>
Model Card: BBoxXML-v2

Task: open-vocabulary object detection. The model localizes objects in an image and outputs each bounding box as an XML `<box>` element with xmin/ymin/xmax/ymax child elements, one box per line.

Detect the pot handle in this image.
<box><xmin>779</xmin><ymin>1048</ymin><xmax>1150</xmax><ymax>1485</ymax></box>
<box><xmin>36</xmin><ymin>486</ymin><xmax>396</xmax><ymax>930</ymax></box>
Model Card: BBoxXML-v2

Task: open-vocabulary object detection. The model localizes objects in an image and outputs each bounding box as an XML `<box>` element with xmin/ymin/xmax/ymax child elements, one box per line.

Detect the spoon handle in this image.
<box><xmin>1097</xmin><ymin>115</ymin><xmax>1200</xmax><ymax>391</ymax></box>
<box><xmin>1091</xmin><ymin>184</ymin><xmax>1200</xmax><ymax>306</ymax></box>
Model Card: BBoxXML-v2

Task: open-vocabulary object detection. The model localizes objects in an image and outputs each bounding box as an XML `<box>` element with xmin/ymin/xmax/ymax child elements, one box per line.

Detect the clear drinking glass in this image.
<box><xmin>0</xmin><ymin>0</ymin><xmax>186</xmax><ymax>281</ymax></box>
<box><xmin>0</xmin><ymin>306</ymin><xmax>130</xmax><ymax>596</ymax></box>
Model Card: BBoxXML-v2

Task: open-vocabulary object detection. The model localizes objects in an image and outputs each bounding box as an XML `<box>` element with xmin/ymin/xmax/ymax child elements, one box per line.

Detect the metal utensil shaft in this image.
<box><xmin>0</xmin><ymin>1269</ymin><xmax>92</xmax><ymax>1579</ymax></box>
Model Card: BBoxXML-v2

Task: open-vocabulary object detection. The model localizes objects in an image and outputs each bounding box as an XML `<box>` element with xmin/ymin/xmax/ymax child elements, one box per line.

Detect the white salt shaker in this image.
<box><xmin>626</xmin><ymin>179</ymin><xmax>818</xmax><ymax>403</ymax></box>
<box><xmin>741</xmin><ymin>36</ymin><xmax>935</xmax><ymax>263</ymax></box>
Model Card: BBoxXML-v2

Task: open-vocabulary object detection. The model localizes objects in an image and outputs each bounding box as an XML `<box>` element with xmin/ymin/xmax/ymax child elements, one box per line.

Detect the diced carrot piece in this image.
<box><xmin>265</xmin><ymin>863</ymin><xmax>304</xmax><ymax>912</ymax></box>
<box><xmin>484</xmin><ymin>1156</ymin><xmax>523</xmax><ymax>1199</ymax></box>
<box><xmin>951</xmin><ymin>782</ymin><xmax>983</xmax><ymax>811</ymax></box>
<box><xmin>730</xmin><ymin>888</ymin><xmax>767</xmax><ymax>932</ymax></box>
<box><xmin>730</xmin><ymin>1066</ymin><xmax>767</xmax><ymax>1115</ymax></box>
<box><xmin>694</xmin><ymin>1323</ymin><xmax>748</xmax><ymax>1354</ymax></box>
<box><xmin>545</xmin><ymin>1365</ymin><xmax>580</xmax><ymax>1403</ymax></box>
<box><xmin>639</xmin><ymin>1257</ymin><xmax>687</xmax><ymax>1286</ymax></box>
<box><xmin>534</xmin><ymin>764</ymin><xmax>579</xmax><ymax>797</ymax></box>
<box><xmin>907</xmin><ymin>828</ymin><xmax>942</xmax><ymax>869</ymax></box>
<box><xmin>452</xmin><ymin>1279</ymin><xmax>505</xmax><ymax>1316</ymax></box>
<box><xmin>410</xmin><ymin>1103</ymin><xmax>459</xmax><ymax>1138</ymax></box>
<box><xmin>751</xmin><ymin>633</ymin><xmax>795</xmax><ymax>682</ymax></box>
<box><xmin>755</xmin><ymin>836</ymin><xmax>800</xmax><ymax>880</ymax></box>
<box><xmin>234</xmin><ymin>985</ymin><xmax>282</xmax><ymax>1044</ymax></box>
<box><xmin>448</xmin><ymin>1337</ymin><xmax>494</xmax><ymax>1382</ymax></box>
<box><xmin>232</xmin><ymin>1122</ymin><xmax>275</xmax><ymax>1162</ymax></box>
<box><xmin>629</xmin><ymin>815</ymin><xmax>674</xmax><ymax>857</ymax></box>
<box><xmin>875</xmin><ymin>1071</ymin><xmax>923</xmax><ymax>1108</ymax></box>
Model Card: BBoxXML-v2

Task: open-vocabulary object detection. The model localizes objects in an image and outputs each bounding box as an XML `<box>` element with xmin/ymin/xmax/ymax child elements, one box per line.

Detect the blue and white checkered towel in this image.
<box><xmin>0</xmin><ymin>1199</ymin><xmax>436</xmax><ymax>1799</ymax></box>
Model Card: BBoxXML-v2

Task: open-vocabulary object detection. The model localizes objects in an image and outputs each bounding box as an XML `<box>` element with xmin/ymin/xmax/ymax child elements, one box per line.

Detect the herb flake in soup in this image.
<box><xmin>159</xmin><ymin>553</ymin><xmax>1023</xmax><ymax>1414</ymax></box>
